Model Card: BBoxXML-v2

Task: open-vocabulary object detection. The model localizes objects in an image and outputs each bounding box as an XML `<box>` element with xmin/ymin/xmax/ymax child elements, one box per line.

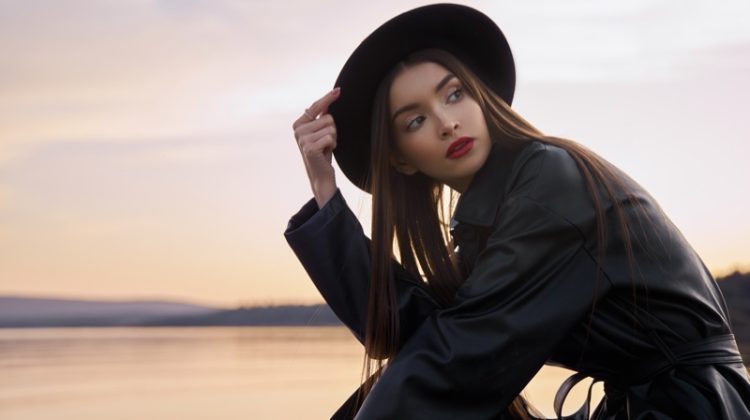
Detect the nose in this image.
<box><xmin>438</xmin><ymin>114</ymin><xmax>460</xmax><ymax>139</ymax></box>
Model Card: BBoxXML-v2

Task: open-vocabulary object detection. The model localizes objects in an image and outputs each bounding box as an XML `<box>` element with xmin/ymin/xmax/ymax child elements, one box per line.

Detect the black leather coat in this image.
<box><xmin>285</xmin><ymin>140</ymin><xmax>750</xmax><ymax>419</ymax></box>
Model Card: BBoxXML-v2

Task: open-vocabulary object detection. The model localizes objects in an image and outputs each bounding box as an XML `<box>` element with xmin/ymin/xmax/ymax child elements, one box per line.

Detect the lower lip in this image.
<box><xmin>447</xmin><ymin>139</ymin><xmax>474</xmax><ymax>159</ymax></box>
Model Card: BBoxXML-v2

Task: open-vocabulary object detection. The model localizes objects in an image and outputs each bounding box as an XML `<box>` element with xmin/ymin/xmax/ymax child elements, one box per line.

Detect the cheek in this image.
<box><xmin>465</xmin><ymin>103</ymin><xmax>486</xmax><ymax>127</ymax></box>
<box><xmin>401</xmin><ymin>136</ymin><xmax>437</xmax><ymax>164</ymax></box>
<box><xmin>396</xmin><ymin>130</ymin><xmax>433</xmax><ymax>154</ymax></box>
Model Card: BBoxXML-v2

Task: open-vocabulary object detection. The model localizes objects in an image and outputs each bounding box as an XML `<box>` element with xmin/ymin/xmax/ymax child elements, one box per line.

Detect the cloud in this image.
<box><xmin>0</xmin><ymin>0</ymin><xmax>748</xmax><ymax>304</ymax></box>
<box><xmin>482</xmin><ymin>0</ymin><xmax>750</xmax><ymax>83</ymax></box>
<box><xmin>4</xmin><ymin>0</ymin><xmax>748</xmax><ymax>161</ymax></box>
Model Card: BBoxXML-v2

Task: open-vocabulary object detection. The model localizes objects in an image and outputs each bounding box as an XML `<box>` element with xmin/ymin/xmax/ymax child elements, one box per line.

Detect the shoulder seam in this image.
<box><xmin>502</xmin><ymin>142</ymin><xmax>549</xmax><ymax>203</ymax></box>
<box><xmin>522</xmin><ymin>195</ymin><xmax>585</xmax><ymax>242</ymax></box>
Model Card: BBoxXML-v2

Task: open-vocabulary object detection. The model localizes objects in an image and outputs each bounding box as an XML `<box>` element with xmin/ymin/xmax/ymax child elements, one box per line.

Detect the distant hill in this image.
<box><xmin>1</xmin><ymin>271</ymin><xmax>747</xmax><ymax>352</ymax></box>
<box><xmin>0</xmin><ymin>296</ymin><xmax>342</xmax><ymax>328</ymax></box>
<box><xmin>140</xmin><ymin>305</ymin><xmax>342</xmax><ymax>327</ymax></box>
<box><xmin>716</xmin><ymin>271</ymin><xmax>750</xmax><ymax>360</ymax></box>
<box><xmin>0</xmin><ymin>296</ymin><xmax>220</xmax><ymax>327</ymax></box>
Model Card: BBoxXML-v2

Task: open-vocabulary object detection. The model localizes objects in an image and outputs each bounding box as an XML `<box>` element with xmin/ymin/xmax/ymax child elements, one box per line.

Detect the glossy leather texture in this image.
<box><xmin>285</xmin><ymin>140</ymin><xmax>750</xmax><ymax>419</ymax></box>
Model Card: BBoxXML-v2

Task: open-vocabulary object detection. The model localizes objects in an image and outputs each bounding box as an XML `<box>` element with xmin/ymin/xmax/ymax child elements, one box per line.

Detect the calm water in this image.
<box><xmin>0</xmin><ymin>326</ymin><xmax>636</xmax><ymax>419</ymax></box>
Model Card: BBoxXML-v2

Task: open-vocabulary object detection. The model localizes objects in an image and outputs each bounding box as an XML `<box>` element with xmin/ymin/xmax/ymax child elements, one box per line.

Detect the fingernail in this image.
<box><xmin>332</xmin><ymin>87</ymin><xmax>340</xmax><ymax>95</ymax></box>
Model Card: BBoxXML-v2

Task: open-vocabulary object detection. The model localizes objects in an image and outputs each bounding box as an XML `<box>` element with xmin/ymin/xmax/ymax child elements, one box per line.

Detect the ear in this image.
<box><xmin>389</xmin><ymin>153</ymin><xmax>418</xmax><ymax>175</ymax></box>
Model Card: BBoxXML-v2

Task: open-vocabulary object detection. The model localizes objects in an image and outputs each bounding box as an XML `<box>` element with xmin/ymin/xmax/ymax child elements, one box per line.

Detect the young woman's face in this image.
<box><xmin>388</xmin><ymin>61</ymin><xmax>492</xmax><ymax>193</ymax></box>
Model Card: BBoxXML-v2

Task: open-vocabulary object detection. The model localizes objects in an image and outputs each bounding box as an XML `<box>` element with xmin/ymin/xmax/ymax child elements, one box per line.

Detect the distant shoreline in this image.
<box><xmin>1</xmin><ymin>271</ymin><xmax>748</xmax><ymax>360</ymax></box>
<box><xmin>0</xmin><ymin>297</ymin><xmax>342</xmax><ymax>328</ymax></box>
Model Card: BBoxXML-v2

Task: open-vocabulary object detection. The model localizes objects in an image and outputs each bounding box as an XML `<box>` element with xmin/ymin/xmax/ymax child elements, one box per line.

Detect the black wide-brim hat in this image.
<box><xmin>329</xmin><ymin>3</ymin><xmax>516</xmax><ymax>192</ymax></box>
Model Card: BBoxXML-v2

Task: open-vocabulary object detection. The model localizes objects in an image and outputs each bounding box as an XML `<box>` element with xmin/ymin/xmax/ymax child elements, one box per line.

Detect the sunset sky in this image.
<box><xmin>1</xmin><ymin>0</ymin><xmax>748</xmax><ymax>307</ymax></box>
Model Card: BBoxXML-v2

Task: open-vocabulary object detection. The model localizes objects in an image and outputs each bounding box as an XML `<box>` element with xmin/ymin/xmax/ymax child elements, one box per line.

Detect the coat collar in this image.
<box><xmin>450</xmin><ymin>139</ymin><xmax>532</xmax><ymax>228</ymax></box>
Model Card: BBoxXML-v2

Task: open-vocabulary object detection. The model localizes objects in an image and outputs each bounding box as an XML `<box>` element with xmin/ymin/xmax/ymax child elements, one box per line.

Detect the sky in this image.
<box><xmin>1</xmin><ymin>0</ymin><xmax>748</xmax><ymax>307</ymax></box>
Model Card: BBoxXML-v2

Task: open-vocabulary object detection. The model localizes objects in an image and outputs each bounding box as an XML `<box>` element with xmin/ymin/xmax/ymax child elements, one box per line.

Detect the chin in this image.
<box><xmin>468</xmin><ymin>142</ymin><xmax>491</xmax><ymax>168</ymax></box>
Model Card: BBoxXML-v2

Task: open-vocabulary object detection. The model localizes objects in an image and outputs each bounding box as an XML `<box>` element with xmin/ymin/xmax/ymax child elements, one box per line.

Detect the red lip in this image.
<box><xmin>446</xmin><ymin>137</ymin><xmax>475</xmax><ymax>159</ymax></box>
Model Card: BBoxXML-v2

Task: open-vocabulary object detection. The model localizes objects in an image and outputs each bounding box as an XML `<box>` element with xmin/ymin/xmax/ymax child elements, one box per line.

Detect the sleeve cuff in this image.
<box><xmin>284</xmin><ymin>188</ymin><xmax>348</xmax><ymax>241</ymax></box>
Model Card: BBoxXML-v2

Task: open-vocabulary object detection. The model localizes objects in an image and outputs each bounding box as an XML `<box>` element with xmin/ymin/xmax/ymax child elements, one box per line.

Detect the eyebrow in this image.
<box><xmin>391</xmin><ymin>73</ymin><xmax>456</xmax><ymax>122</ymax></box>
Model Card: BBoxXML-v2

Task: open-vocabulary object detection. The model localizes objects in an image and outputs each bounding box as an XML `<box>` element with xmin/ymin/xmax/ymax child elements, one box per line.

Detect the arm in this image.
<box><xmin>353</xmin><ymin>147</ymin><xmax>611</xmax><ymax>419</ymax></box>
<box><xmin>284</xmin><ymin>188</ymin><xmax>440</xmax><ymax>345</ymax></box>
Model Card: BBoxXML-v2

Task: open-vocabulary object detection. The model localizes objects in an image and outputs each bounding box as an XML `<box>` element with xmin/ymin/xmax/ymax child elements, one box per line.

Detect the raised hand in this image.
<box><xmin>292</xmin><ymin>87</ymin><xmax>341</xmax><ymax>208</ymax></box>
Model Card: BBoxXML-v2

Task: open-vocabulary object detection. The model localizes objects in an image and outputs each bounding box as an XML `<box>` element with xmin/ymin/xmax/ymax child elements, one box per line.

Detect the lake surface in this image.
<box><xmin>3</xmin><ymin>326</ymin><xmax>735</xmax><ymax>419</ymax></box>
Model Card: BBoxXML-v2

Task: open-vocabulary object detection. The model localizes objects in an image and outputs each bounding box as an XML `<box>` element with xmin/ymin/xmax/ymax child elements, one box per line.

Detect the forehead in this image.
<box><xmin>388</xmin><ymin>61</ymin><xmax>452</xmax><ymax>109</ymax></box>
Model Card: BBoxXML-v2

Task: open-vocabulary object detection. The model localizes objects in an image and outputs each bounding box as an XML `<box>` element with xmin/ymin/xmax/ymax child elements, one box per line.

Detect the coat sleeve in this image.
<box><xmin>353</xmin><ymin>148</ymin><xmax>611</xmax><ymax>419</ymax></box>
<box><xmin>284</xmin><ymin>188</ymin><xmax>440</xmax><ymax>345</ymax></box>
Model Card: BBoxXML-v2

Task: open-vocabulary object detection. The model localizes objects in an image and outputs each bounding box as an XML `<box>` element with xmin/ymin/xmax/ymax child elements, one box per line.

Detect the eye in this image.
<box><xmin>447</xmin><ymin>87</ymin><xmax>463</xmax><ymax>103</ymax></box>
<box><xmin>406</xmin><ymin>115</ymin><xmax>425</xmax><ymax>131</ymax></box>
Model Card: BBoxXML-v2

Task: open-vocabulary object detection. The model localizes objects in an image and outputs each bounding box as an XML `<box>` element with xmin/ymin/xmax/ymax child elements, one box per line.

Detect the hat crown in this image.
<box><xmin>329</xmin><ymin>4</ymin><xmax>515</xmax><ymax>192</ymax></box>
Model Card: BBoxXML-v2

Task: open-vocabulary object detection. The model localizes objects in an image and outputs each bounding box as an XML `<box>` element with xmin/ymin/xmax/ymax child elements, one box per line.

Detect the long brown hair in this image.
<box><xmin>352</xmin><ymin>48</ymin><xmax>646</xmax><ymax>419</ymax></box>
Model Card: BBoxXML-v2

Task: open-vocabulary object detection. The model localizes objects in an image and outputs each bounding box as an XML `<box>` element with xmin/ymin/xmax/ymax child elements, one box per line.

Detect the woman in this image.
<box><xmin>285</xmin><ymin>4</ymin><xmax>750</xmax><ymax>419</ymax></box>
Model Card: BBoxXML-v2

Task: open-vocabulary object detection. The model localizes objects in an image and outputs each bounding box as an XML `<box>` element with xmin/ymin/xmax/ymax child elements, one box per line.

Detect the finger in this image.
<box><xmin>294</xmin><ymin>114</ymin><xmax>335</xmax><ymax>140</ymax></box>
<box><xmin>298</xmin><ymin>134</ymin><xmax>337</xmax><ymax>163</ymax></box>
<box><xmin>293</xmin><ymin>113</ymin><xmax>312</xmax><ymax>130</ymax></box>
<box><xmin>316</xmin><ymin>130</ymin><xmax>337</xmax><ymax>149</ymax></box>
<box><xmin>306</xmin><ymin>87</ymin><xmax>341</xmax><ymax>119</ymax></box>
<box><xmin>301</xmin><ymin>134</ymin><xmax>336</xmax><ymax>159</ymax></box>
<box><xmin>318</xmin><ymin>134</ymin><xmax>336</xmax><ymax>155</ymax></box>
<box><xmin>293</xmin><ymin>106</ymin><xmax>328</xmax><ymax>130</ymax></box>
<box><xmin>297</xmin><ymin>125</ymin><xmax>337</xmax><ymax>149</ymax></box>
<box><xmin>292</xmin><ymin>101</ymin><xmax>338</xmax><ymax>131</ymax></box>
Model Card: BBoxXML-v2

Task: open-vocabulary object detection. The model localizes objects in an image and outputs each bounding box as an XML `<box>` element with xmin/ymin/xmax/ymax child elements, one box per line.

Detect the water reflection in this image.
<box><xmin>1</xmin><ymin>327</ymin><xmax>745</xmax><ymax>419</ymax></box>
<box><xmin>1</xmin><ymin>327</ymin><xmax>364</xmax><ymax>419</ymax></box>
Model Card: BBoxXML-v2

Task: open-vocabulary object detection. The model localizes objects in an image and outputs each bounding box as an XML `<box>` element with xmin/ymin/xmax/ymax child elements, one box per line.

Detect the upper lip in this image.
<box><xmin>446</xmin><ymin>137</ymin><xmax>474</xmax><ymax>157</ymax></box>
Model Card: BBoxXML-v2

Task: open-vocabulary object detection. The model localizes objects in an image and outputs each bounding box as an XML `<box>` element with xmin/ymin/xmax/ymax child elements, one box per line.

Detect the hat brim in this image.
<box><xmin>329</xmin><ymin>3</ymin><xmax>515</xmax><ymax>192</ymax></box>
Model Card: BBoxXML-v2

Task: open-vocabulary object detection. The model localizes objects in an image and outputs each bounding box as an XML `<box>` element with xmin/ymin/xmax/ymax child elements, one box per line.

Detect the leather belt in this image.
<box><xmin>553</xmin><ymin>333</ymin><xmax>744</xmax><ymax>420</ymax></box>
<box><xmin>625</xmin><ymin>332</ymin><xmax>744</xmax><ymax>385</ymax></box>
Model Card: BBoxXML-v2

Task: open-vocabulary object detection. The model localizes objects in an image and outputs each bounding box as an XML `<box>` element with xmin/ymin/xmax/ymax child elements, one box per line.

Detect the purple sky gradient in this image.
<box><xmin>0</xmin><ymin>0</ymin><xmax>748</xmax><ymax>305</ymax></box>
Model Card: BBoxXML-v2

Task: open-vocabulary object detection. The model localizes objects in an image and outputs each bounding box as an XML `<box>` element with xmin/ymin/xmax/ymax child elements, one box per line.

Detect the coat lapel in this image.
<box><xmin>450</xmin><ymin>139</ymin><xmax>531</xmax><ymax>275</ymax></box>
